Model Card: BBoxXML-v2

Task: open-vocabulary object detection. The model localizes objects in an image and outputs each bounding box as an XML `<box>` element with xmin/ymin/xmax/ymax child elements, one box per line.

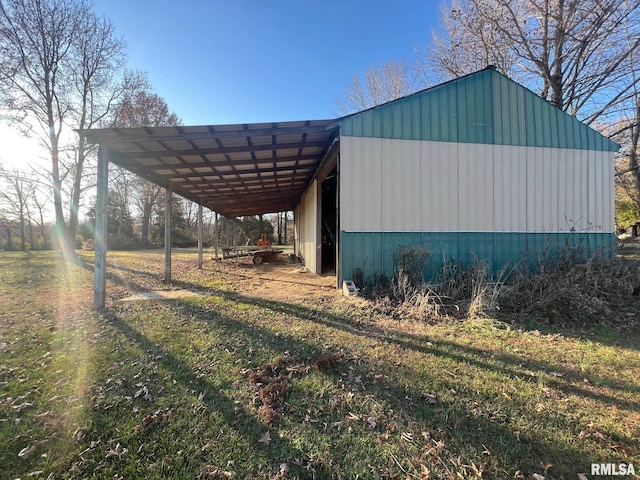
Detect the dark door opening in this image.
<box><xmin>320</xmin><ymin>168</ymin><xmax>337</xmax><ymax>274</ymax></box>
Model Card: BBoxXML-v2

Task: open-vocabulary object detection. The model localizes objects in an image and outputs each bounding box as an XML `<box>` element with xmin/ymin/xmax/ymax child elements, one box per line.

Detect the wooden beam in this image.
<box><xmin>153</xmin><ymin>164</ymin><xmax>317</xmax><ymax>180</ymax></box>
<box><xmin>314</xmin><ymin>139</ymin><xmax>339</xmax><ymax>183</ymax></box>
<box><xmin>94</xmin><ymin>144</ymin><xmax>109</xmax><ymax>310</ymax></box>
<box><xmin>87</xmin><ymin>123</ymin><xmax>337</xmax><ymax>144</ymax></box>
<box><xmin>217</xmin><ymin>200</ymin><xmax>299</xmax><ymax>216</ymax></box>
<box><xmin>114</xmin><ymin>140</ymin><xmax>330</xmax><ymax>160</ymax></box>
<box><xmin>183</xmin><ymin>184</ymin><xmax>307</xmax><ymax>196</ymax></box>
<box><xmin>182</xmin><ymin>176</ymin><xmax>309</xmax><ymax>187</ymax></box>
<box><xmin>164</xmin><ymin>182</ymin><xmax>172</xmax><ymax>283</ymax></box>
<box><xmin>119</xmin><ymin>154</ymin><xmax>320</xmax><ymax>172</ymax></box>
<box><xmin>214</xmin><ymin>212</ymin><xmax>219</xmax><ymax>260</ymax></box>
<box><xmin>198</xmin><ymin>201</ymin><xmax>203</xmax><ymax>270</ymax></box>
<box><xmin>178</xmin><ymin>177</ymin><xmax>310</xmax><ymax>191</ymax></box>
<box><xmin>204</xmin><ymin>192</ymin><xmax>303</xmax><ymax>205</ymax></box>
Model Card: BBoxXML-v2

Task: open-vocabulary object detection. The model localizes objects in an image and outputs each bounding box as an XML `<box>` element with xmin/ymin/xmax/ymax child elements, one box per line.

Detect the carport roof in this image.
<box><xmin>80</xmin><ymin>119</ymin><xmax>339</xmax><ymax>217</ymax></box>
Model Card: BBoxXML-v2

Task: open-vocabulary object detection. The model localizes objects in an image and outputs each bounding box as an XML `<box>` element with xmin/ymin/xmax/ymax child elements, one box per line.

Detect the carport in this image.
<box><xmin>80</xmin><ymin>119</ymin><xmax>339</xmax><ymax>309</ymax></box>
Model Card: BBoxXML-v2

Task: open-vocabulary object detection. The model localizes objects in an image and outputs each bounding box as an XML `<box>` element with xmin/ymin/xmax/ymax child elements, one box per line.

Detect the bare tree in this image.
<box><xmin>108</xmin><ymin>168</ymin><xmax>132</xmax><ymax>239</ymax></box>
<box><xmin>336</xmin><ymin>59</ymin><xmax>421</xmax><ymax>115</ymax></box>
<box><xmin>417</xmin><ymin>0</ymin><xmax>518</xmax><ymax>84</ymax></box>
<box><xmin>613</xmin><ymin>22</ymin><xmax>640</xmax><ymax>216</ymax></box>
<box><xmin>425</xmin><ymin>0</ymin><xmax>640</xmax><ymax>122</ymax></box>
<box><xmin>65</xmin><ymin>12</ymin><xmax>128</xmax><ymax>243</ymax></box>
<box><xmin>31</xmin><ymin>183</ymin><xmax>52</xmax><ymax>249</ymax></box>
<box><xmin>0</xmin><ymin>167</ymin><xmax>35</xmax><ymax>250</ymax></box>
<box><xmin>0</xmin><ymin>0</ymin><xmax>127</xmax><ymax>255</ymax></box>
<box><xmin>112</xmin><ymin>88</ymin><xmax>181</xmax><ymax>248</ymax></box>
<box><xmin>134</xmin><ymin>179</ymin><xmax>163</xmax><ymax>248</ymax></box>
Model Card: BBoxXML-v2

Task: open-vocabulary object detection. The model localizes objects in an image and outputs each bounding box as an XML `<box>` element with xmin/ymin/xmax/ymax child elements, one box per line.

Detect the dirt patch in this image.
<box><xmin>118</xmin><ymin>289</ymin><xmax>207</xmax><ymax>302</ymax></box>
<box><xmin>100</xmin><ymin>250</ymin><xmax>341</xmax><ymax>307</ymax></box>
<box><xmin>247</xmin><ymin>355</ymin><xmax>297</xmax><ymax>424</ymax></box>
<box><xmin>210</xmin><ymin>255</ymin><xmax>339</xmax><ymax>304</ymax></box>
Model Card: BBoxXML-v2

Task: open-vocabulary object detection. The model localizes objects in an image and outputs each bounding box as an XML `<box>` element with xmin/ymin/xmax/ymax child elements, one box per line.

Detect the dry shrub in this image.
<box><xmin>393</xmin><ymin>278</ymin><xmax>445</xmax><ymax>319</ymax></box>
<box><xmin>501</xmin><ymin>251</ymin><xmax>640</xmax><ymax>324</ymax></box>
<box><xmin>465</xmin><ymin>261</ymin><xmax>505</xmax><ymax>318</ymax></box>
<box><xmin>248</xmin><ymin>356</ymin><xmax>292</xmax><ymax>424</ymax></box>
<box><xmin>258</xmin><ymin>378</ymin><xmax>287</xmax><ymax>423</ymax></box>
<box><xmin>394</xmin><ymin>245</ymin><xmax>430</xmax><ymax>286</ymax></box>
<box><xmin>387</xmin><ymin>258</ymin><xmax>501</xmax><ymax>320</ymax></box>
<box><xmin>313</xmin><ymin>353</ymin><xmax>341</xmax><ymax>373</ymax></box>
<box><xmin>437</xmin><ymin>259</ymin><xmax>468</xmax><ymax>301</ymax></box>
<box><xmin>361</xmin><ymin>244</ymin><xmax>640</xmax><ymax>326</ymax></box>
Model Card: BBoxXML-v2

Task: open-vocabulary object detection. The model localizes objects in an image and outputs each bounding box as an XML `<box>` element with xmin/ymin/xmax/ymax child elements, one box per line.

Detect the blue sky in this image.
<box><xmin>1</xmin><ymin>1</ymin><xmax>442</xmax><ymax>171</ymax></box>
<box><xmin>92</xmin><ymin>0</ymin><xmax>441</xmax><ymax>125</ymax></box>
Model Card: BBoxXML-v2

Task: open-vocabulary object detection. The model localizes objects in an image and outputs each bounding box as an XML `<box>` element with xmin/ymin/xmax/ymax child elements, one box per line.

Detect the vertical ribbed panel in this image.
<box><xmin>493</xmin><ymin>145</ymin><xmax>527</xmax><ymax>231</ymax></box>
<box><xmin>340</xmin><ymin>137</ymin><xmax>614</xmax><ymax>233</ymax></box>
<box><xmin>297</xmin><ymin>180</ymin><xmax>318</xmax><ymax>273</ymax></box>
<box><xmin>421</xmin><ymin>141</ymin><xmax>459</xmax><ymax>231</ymax></box>
<box><xmin>340</xmin><ymin>68</ymin><xmax>618</xmax><ymax>152</ymax></box>
<box><xmin>458</xmin><ymin>143</ymin><xmax>494</xmax><ymax>231</ymax></box>
<box><xmin>341</xmin><ymin>70</ymin><xmax>496</xmax><ymax>144</ymax></box>
<box><xmin>339</xmin><ymin>231</ymin><xmax>617</xmax><ymax>283</ymax></box>
<box><xmin>340</xmin><ymin>136</ymin><xmax>382</xmax><ymax>231</ymax></box>
<box><xmin>381</xmin><ymin>138</ymin><xmax>421</xmax><ymax>231</ymax></box>
<box><xmin>489</xmin><ymin>72</ymin><xmax>618</xmax><ymax>151</ymax></box>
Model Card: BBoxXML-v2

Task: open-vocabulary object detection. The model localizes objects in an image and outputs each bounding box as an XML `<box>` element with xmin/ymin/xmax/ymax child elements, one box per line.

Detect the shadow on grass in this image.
<box><xmin>87</xmin><ymin>251</ymin><xmax>640</xmax><ymax>407</ymax></box>
<box><xmin>116</xmin><ymin>261</ymin><xmax>639</xmax><ymax>409</ymax></box>
<box><xmin>146</xmin><ymin>296</ymin><xmax>635</xmax><ymax>478</ymax></box>
<box><xmin>218</xmin><ymin>266</ymin><xmax>337</xmax><ymax>290</ymax></box>
<box><xmin>73</xmin><ymin>249</ymin><xmax>638</xmax><ymax>476</ymax></box>
<box><xmin>99</xmin><ymin>308</ymin><xmax>334</xmax><ymax>479</ymax></box>
<box><xmin>234</xmin><ymin>295</ymin><xmax>640</xmax><ymax>412</ymax></box>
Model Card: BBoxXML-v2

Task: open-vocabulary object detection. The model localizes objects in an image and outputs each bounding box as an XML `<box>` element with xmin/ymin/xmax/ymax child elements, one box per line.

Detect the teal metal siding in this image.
<box><xmin>489</xmin><ymin>73</ymin><xmax>617</xmax><ymax>151</ymax></box>
<box><xmin>339</xmin><ymin>231</ymin><xmax>616</xmax><ymax>283</ymax></box>
<box><xmin>340</xmin><ymin>69</ymin><xmax>618</xmax><ymax>152</ymax></box>
<box><xmin>341</xmin><ymin>70</ymin><xmax>495</xmax><ymax>144</ymax></box>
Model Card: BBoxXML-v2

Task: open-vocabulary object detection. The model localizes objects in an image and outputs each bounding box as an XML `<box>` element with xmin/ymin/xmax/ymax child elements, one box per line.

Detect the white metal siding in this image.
<box><xmin>340</xmin><ymin>136</ymin><xmax>383</xmax><ymax>231</ymax></box>
<box><xmin>421</xmin><ymin>141</ymin><xmax>459</xmax><ymax>231</ymax></box>
<box><xmin>493</xmin><ymin>145</ymin><xmax>527</xmax><ymax>231</ymax></box>
<box><xmin>296</xmin><ymin>180</ymin><xmax>319</xmax><ymax>273</ymax></box>
<box><xmin>340</xmin><ymin>136</ymin><xmax>614</xmax><ymax>233</ymax></box>
<box><xmin>458</xmin><ymin>142</ymin><xmax>494</xmax><ymax>231</ymax></box>
<box><xmin>381</xmin><ymin>138</ymin><xmax>421</xmax><ymax>231</ymax></box>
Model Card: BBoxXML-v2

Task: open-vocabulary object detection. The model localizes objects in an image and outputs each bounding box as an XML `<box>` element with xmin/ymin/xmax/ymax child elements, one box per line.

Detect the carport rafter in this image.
<box><xmin>106</xmin><ymin>124</ymin><xmax>332</xmax><ymax>143</ymax></box>
<box><xmin>80</xmin><ymin>119</ymin><xmax>338</xmax><ymax>217</ymax></box>
<box><xmin>82</xmin><ymin>119</ymin><xmax>339</xmax><ymax>310</ymax></box>
<box><xmin>112</xmin><ymin>140</ymin><xmax>331</xmax><ymax>160</ymax></box>
<box><xmin>159</xmin><ymin>164</ymin><xmax>315</xmax><ymax>181</ymax></box>
<box><xmin>132</xmin><ymin>154</ymin><xmax>319</xmax><ymax>171</ymax></box>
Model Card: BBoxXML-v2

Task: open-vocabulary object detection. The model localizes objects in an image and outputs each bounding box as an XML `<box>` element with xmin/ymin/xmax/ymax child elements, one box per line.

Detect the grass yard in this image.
<box><xmin>0</xmin><ymin>250</ymin><xmax>639</xmax><ymax>479</ymax></box>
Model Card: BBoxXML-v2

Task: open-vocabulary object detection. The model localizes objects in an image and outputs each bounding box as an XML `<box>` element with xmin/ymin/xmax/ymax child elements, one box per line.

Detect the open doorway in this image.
<box><xmin>320</xmin><ymin>167</ymin><xmax>337</xmax><ymax>274</ymax></box>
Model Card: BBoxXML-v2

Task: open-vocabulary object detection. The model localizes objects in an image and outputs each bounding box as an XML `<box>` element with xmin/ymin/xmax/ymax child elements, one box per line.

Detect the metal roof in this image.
<box><xmin>80</xmin><ymin>119</ymin><xmax>339</xmax><ymax>217</ymax></box>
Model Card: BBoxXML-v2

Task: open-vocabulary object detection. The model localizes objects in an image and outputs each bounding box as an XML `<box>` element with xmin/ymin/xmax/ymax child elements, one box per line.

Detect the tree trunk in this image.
<box><xmin>52</xmin><ymin>147</ymin><xmax>66</xmax><ymax>238</ymax></box>
<box><xmin>7</xmin><ymin>223</ymin><xmax>12</xmax><ymax>250</ymax></box>
<box><xmin>36</xmin><ymin>201</ymin><xmax>50</xmax><ymax>250</ymax></box>
<box><xmin>19</xmin><ymin>204</ymin><xmax>25</xmax><ymax>252</ymax></box>
<box><xmin>141</xmin><ymin>202</ymin><xmax>153</xmax><ymax>248</ymax></box>
<box><xmin>28</xmin><ymin>219</ymin><xmax>34</xmax><ymax>251</ymax></box>
<box><xmin>284</xmin><ymin>212</ymin><xmax>287</xmax><ymax>244</ymax></box>
<box><xmin>50</xmin><ymin>126</ymin><xmax>72</xmax><ymax>255</ymax></box>
<box><xmin>631</xmin><ymin>101</ymin><xmax>640</xmax><ymax>210</ymax></box>
<box><xmin>214</xmin><ymin>212</ymin><xmax>219</xmax><ymax>259</ymax></box>
<box><xmin>68</xmin><ymin>136</ymin><xmax>86</xmax><ymax>243</ymax></box>
<box><xmin>550</xmin><ymin>0</ymin><xmax>566</xmax><ymax>109</ymax></box>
